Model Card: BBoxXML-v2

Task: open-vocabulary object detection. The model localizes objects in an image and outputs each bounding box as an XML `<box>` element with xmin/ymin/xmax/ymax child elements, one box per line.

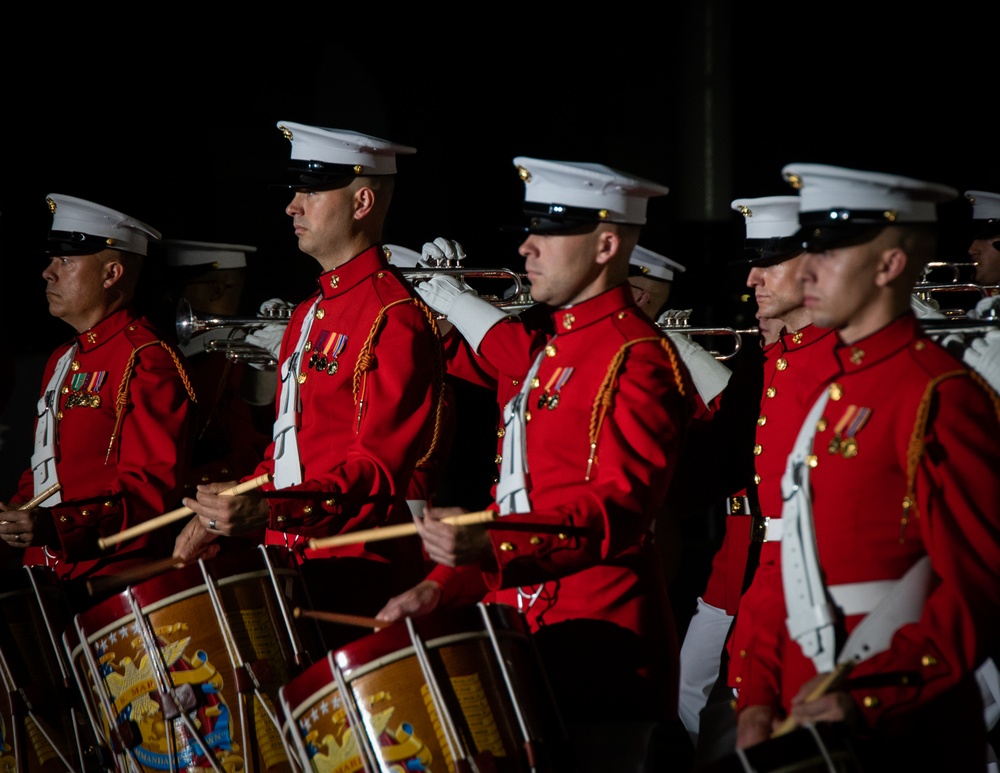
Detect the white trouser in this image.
<box><xmin>678</xmin><ymin>597</ymin><xmax>733</xmax><ymax>743</ymax></box>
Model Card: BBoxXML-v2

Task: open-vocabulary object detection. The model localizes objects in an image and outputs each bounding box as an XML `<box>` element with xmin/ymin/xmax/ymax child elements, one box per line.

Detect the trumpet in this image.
<box><xmin>401</xmin><ymin>267</ymin><xmax>530</xmax><ymax>310</ymax></box>
<box><xmin>176</xmin><ymin>297</ymin><xmax>292</xmax><ymax>347</ymax></box>
<box><xmin>656</xmin><ymin>309</ymin><xmax>759</xmax><ymax>361</ymax></box>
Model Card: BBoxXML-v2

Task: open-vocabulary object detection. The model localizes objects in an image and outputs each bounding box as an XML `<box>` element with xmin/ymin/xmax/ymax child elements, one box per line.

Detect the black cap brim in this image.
<box><xmin>972</xmin><ymin>219</ymin><xmax>1000</xmax><ymax>240</ymax></box>
<box><xmin>44</xmin><ymin>231</ymin><xmax>110</xmax><ymax>256</ymax></box>
<box><xmin>794</xmin><ymin>223</ymin><xmax>888</xmax><ymax>252</ymax></box>
<box><xmin>727</xmin><ymin>236</ymin><xmax>805</xmax><ymax>267</ymax></box>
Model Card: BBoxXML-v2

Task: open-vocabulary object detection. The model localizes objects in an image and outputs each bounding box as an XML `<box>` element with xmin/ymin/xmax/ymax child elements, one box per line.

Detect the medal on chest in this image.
<box><xmin>536</xmin><ymin>366</ymin><xmax>574</xmax><ymax>410</ymax></box>
<box><xmin>827</xmin><ymin>404</ymin><xmax>872</xmax><ymax>458</ymax></box>
<box><xmin>307</xmin><ymin>331</ymin><xmax>348</xmax><ymax>375</ymax></box>
<box><xmin>65</xmin><ymin>370</ymin><xmax>107</xmax><ymax>409</ymax></box>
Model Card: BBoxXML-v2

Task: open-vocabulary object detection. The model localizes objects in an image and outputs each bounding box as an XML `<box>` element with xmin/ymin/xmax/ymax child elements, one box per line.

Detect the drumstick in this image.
<box><xmin>86</xmin><ymin>555</ymin><xmax>192</xmax><ymax>598</ymax></box>
<box><xmin>17</xmin><ymin>482</ymin><xmax>62</xmax><ymax>510</ymax></box>
<box><xmin>771</xmin><ymin>660</ymin><xmax>855</xmax><ymax>738</ymax></box>
<box><xmin>293</xmin><ymin>607</ymin><xmax>391</xmax><ymax>630</ymax></box>
<box><xmin>307</xmin><ymin>509</ymin><xmax>498</xmax><ymax>550</ymax></box>
<box><xmin>97</xmin><ymin>473</ymin><xmax>272</xmax><ymax>550</ymax></box>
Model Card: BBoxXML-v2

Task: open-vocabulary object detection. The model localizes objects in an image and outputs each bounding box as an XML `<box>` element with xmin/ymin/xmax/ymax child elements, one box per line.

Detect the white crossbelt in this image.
<box><xmin>272</xmin><ymin>300</ymin><xmax>317</xmax><ymax>489</ymax></box>
<box><xmin>782</xmin><ymin>387</ymin><xmax>936</xmax><ymax>672</ymax></box>
<box><xmin>31</xmin><ymin>344</ymin><xmax>76</xmax><ymax>505</ymax></box>
<box><xmin>495</xmin><ymin>341</ymin><xmax>550</xmax><ymax>516</ymax></box>
<box><xmin>781</xmin><ymin>389</ymin><xmax>837</xmax><ymax>673</ymax></box>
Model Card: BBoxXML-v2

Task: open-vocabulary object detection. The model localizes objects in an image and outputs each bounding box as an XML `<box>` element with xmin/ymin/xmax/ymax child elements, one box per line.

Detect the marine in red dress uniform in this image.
<box><xmin>728</xmin><ymin>164</ymin><xmax>1000</xmax><ymax>771</ymax></box>
<box><xmin>382</xmin><ymin>158</ymin><xmax>698</xmax><ymax>772</ymax></box>
<box><xmin>172</xmin><ymin>125</ymin><xmax>445</xmax><ymax>646</ymax></box>
<box><xmin>0</xmin><ymin>194</ymin><xmax>195</xmax><ymax>590</ymax></box>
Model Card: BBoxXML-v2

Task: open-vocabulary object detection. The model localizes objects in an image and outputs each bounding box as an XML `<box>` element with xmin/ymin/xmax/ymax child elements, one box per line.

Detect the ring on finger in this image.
<box><xmin>209</xmin><ymin>519</ymin><xmax>217</xmax><ymax>530</ymax></box>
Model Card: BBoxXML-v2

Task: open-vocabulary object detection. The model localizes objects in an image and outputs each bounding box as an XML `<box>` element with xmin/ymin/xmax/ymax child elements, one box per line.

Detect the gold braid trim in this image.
<box><xmin>351</xmin><ymin>299</ymin><xmax>447</xmax><ymax>465</ymax></box>
<box><xmin>901</xmin><ymin>368</ymin><xmax>968</xmax><ymax>542</ymax></box>
<box><xmin>412</xmin><ymin>299</ymin><xmax>447</xmax><ymax>467</ymax></box>
<box><xmin>585</xmin><ymin>337</ymin><xmax>685</xmax><ymax>480</ymax></box>
<box><xmin>106</xmin><ymin>341</ymin><xmax>198</xmax><ymax>464</ymax></box>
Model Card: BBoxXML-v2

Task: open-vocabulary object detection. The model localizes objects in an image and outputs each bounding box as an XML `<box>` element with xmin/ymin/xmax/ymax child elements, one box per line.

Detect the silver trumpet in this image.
<box><xmin>401</xmin><ymin>267</ymin><xmax>530</xmax><ymax>311</ymax></box>
<box><xmin>657</xmin><ymin>309</ymin><xmax>759</xmax><ymax>361</ymax></box>
<box><xmin>175</xmin><ymin>297</ymin><xmax>293</xmax><ymax>366</ymax></box>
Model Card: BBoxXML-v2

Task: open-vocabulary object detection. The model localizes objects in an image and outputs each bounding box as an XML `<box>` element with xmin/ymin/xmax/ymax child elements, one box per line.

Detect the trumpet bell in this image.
<box><xmin>175</xmin><ymin>297</ymin><xmax>292</xmax><ymax>347</ymax></box>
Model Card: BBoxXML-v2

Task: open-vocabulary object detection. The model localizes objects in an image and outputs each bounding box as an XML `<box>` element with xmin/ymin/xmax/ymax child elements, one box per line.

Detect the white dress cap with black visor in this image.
<box><xmin>163</xmin><ymin>239</ymin><xmax>256</xmax><ymax>270</ymax></box>
<box><xmin>730</xmin><ymin>195</ymin><xmax>804</xmax><ymax>267</ymax></box>
<box><xmin>45</xmin><ymin>194</ymin><xmax>161</xmax><ymax>257</ymax></box>
<box><xmin>965</xmin><ymin>190</ymin><xmax>1000</xmax><ymax>241</ymax></box>
<box><xmin>628</xmin><ymin>244</ymin><xmax>686</xmax><ymax>282</ymax></box>
<box><xmin>277</xmin><ymin>121</ymin><xmax>416</xmax><ymax>191</ymax></box>
<box><xmin>782</xmin><ymin>163</ymin><xmax>958</xmax><ymax>252</ymax></box>
<box><xmin>512</xmin><ymin>157</ymin><xmax>669</xmax><ymax>234</ymax></box>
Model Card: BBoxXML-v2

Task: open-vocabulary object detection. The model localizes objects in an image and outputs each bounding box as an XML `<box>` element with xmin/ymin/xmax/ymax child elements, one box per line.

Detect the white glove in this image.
<box><xmin>963</xmin><ymin>330</ymin><xmax>1000</xmax><ymax>393</ymax></box>
<box><xmin>666</xmin><ymin>332</ymin><xmax>733</xmax><ymax>405</ymax></box>
<box><xmin>965</xmin><ymin>295</ymin><xmax>1000</xmax><ymax>321</ymax></box>
<box><xmin>421</xmin><ymin>237</ymin><xmax>467</xmax><ymax>267</ymax></box>
<box><xmin>415</xmin><ymin>274</ymin><xmax>506</xmax><ymax>352</ymax></box>
<box><xmin>910</xmin><ymin>294</ymin><xmax>945</xmax><ymax>319</ymax></box>
<box><xmin>244</xmin><ymin>298</ymin><xmax>292</xmax><ymax>370</ymax></box>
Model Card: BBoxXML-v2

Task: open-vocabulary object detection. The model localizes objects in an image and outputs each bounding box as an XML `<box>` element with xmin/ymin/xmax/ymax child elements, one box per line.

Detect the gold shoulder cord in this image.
<box><xmin>353</xmin><ymin>298</ymin><xmax>446</xmax><ymax>465</ymax></box>
<box><xmin>106</xmin><ymin>341</ymin><xmax>198</xmax><ymax>463</ymax></box>
<box><xmin>901</xmin><ymin>369</ymin><xmax>989</xmax><ymax>542</ymax></box>
<box><xmin>586</xmin><ymin>337</ymin><xmax>686</xmax><ymax>480</ymax></box>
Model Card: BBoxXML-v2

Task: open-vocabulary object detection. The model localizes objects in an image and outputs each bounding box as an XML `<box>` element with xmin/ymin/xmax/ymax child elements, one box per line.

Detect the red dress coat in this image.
<box><xmin>15</xmin><ymin>306</ymin><xmax>195</xmax><ymax>582</ymax></box>
<box><xmin>728</xmin><ymin>314</ymin><xmax>1000</xmax><ymax>768</ymax></box>
<box><xmin>702</xmin><ymin>324</ymin><xmax>838</xmax><ymax>614</ymax></box>
<box><xmin>257</xmin><ymin>247</ymin><xmax>444</xmax><ymax>620</ymax></box>
<box><xmin>431</xmin><ymin>285</ymin><xmax>697</xmax><ymax>722</ymax></box>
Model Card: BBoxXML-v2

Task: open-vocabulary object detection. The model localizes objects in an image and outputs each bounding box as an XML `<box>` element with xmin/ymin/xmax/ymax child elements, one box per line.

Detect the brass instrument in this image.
<box><xmin>920</xmin><ymin>317</ymin><xmax>1000</xmax><ymax>337</ymax></box>
<box><xmin>175</xmin><ymin>267</ymin><xmax>534</xmax><ymax>364</ymax></box>
<box><xmin>657</xmin><ymin>309</ymin><xmax>759</xmax><ymax>361</ymax></box>
<box><xmin>176</xmin><ymin>297</ymin><xmax>291</xmax><ymax>347</ymax></box>
<box><xmin>401</xmin><ymin>267</ymin><xmax>530</xmax><ymax>311</ymax></box>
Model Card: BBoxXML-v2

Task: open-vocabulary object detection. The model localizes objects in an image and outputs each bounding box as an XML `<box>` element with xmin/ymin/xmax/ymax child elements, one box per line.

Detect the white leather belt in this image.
<box><xmin>828</xmin><ymin>579</ymin><xmax>898</xmax><ymax>616</ymax></box>
<box><xmin>751</xmin><ymin>516</ymin><xmax>783</xmax><ymax>543</ymax></box>
<box><xmin>726</xmin><ymin>495</ymin><xmax>751</xmax><ymax>515</ymax></box>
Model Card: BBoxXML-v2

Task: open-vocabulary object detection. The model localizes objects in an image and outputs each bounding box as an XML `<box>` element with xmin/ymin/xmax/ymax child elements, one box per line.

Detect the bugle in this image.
<box><xmin>656</xmin><ymin>309</ymin><xmax>759</xmax><ymax>361</ymax></box>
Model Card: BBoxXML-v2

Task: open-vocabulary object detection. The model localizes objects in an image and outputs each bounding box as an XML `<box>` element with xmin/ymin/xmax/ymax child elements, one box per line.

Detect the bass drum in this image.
<box><xmin>64</xmin><ymin>546</ymin><xmax>323</xmax><ymax>773</ymax></box>
<box><xmin>0</xmin><ymin>566</ymin><xmax>108</xmax><ymax>772</ymax></box>
<box><xmin>278</xmin><ymin>602</ymin><xmax>566</xmax><ymax>772</ymax></box>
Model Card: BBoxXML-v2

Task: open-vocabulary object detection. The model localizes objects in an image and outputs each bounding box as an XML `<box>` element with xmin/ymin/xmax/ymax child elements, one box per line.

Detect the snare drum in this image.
<box><xmin>65</xmin><ymin>546</ymin><xmax>322</xmax><ymax>773</ymax></box>
<box><xmin>696</xmin><ymin>721</ymin><xmax>863</xmax><ymax>773</ymax></box>
<box><xmin>279</xmin><ymin>602</ymin><xmax>565</xmax><ymax>772</ymax></box>
<box><xmin>0</xmin><ymin>566</ymin><xmax>107</xmax><ymax>772</ymax></box>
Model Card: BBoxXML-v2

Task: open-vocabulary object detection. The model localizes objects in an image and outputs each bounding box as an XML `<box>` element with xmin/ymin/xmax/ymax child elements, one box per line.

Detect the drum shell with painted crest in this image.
<box><xmin>64</xmin><ymin>547</ymin><xmax>323</xmax><ymax>773</ymax></box>
<box><xmin>278</xmin><ymin>602</ymin><xmax>565</xmax><ymax>772</ymax></box>
<box><xmin>0</xmin><ymin>566</ymin><xmax>108</xmax><ymax>772</ymax></box>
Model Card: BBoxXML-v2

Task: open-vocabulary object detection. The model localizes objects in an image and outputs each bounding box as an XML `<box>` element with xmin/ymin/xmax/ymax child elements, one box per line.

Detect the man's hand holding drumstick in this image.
<box><xmin>0</xmin><ymin>483</ymin><xmax>62</xmax><ymax>549</ymax></box>
<box><xmin>173</xmin><ymin>477</ymin><xmax>272</xmax><ymax>561</ymax></box>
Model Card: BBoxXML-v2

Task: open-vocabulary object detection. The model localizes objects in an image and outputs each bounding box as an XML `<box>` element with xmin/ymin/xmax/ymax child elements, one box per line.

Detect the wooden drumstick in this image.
<box><xmin>293</xmin><ymin>607</ymin><xmax>391</xmax><ymax>630</ymax></box>
<box><xmin>16</xmin><ymin>482</ymin><xmax>62</xmax><ymax>510</ymax></box>
<box><xmin>97</xmin><ymin>473</ymin><xmax>272</xmax><ymax>550</ymax></box>
<box><xmin>771</xmin><ymin>660</ymin><xmax>855</xmax><ymax>738</ymax></box>
<box><xmin>307</xmin><ymin>509</ymin><xmax>498</xmax><ymax>550</ymax></box>
<box><xmin>86</xmin><ymin>555</ymin><xmax>192</xmax><ymax>598</ymax></box>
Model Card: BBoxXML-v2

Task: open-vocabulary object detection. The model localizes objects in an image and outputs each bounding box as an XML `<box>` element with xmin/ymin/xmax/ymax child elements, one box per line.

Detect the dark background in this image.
<box><xmin>1</xmin><ymin>6</ymin><xmax>997</xmax><ymax>496</ymax></box>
